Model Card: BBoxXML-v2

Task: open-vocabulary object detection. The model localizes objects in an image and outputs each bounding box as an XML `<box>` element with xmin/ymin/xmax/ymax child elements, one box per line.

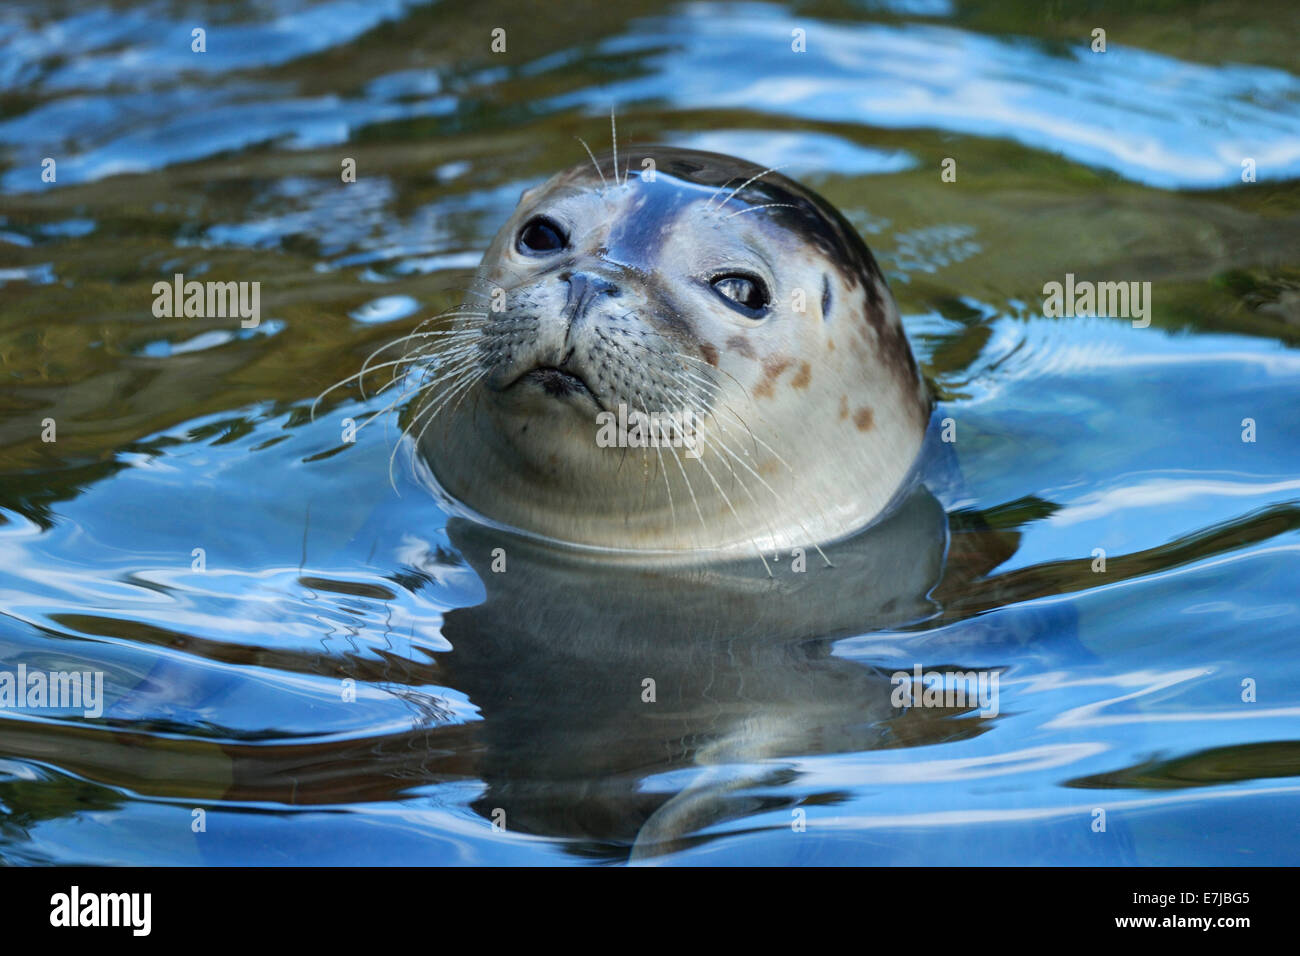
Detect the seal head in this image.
<box><xmin>413</xmin><ymin>147</ymin><xmax>930</xmax><ymax>557</ymax></box>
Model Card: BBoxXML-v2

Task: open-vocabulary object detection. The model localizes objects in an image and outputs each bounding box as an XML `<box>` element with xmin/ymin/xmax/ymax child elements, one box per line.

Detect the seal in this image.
<box><xmin>404</xmin><ymin>147</ymin><xmax>931</xmax><ymax>559</ymax></box>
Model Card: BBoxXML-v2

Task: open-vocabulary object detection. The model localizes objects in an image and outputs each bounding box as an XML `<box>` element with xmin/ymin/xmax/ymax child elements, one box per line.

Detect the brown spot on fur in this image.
<box><xmin>791</xmin><ymin>362</ymin><xmax>811</xmax><ymax>389</ymax></box>
<box><xmin>853</xmin><ymin>407</ymin><xmax>874</xmax><ymax>431</ymax></box>
<box><xmin>849</xmin><ymin>326</ymin><xmax>872</xmax><ymax>360</ymax></box>
<box><xmin>827</xmin><ymin>339</ymin><xmax>835</xmax><ymax>351</ymax></box>
<box><xmin>838</xmin><ymin>395</ymin><xmax>849</xmax><ymax>420</ymax></box>
<box><xmin>699</xmin><ymin>342</ymin><xmax>719</xmax><ymax>367</ymax></box>
<box><xmin>725</xmin><ymin>335</ymin><xmax>756</xmax><ymax>360</ymax></box>
<box><xmin>754</xmin><ymin>356</ymin><xmax>794</xmax><ymax>398</ymax></box>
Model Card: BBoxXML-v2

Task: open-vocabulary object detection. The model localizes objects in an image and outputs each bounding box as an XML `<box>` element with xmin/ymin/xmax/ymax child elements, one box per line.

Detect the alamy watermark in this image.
<box><xmin>595</xmin><ymin>403</ymin><xmax>701</xmax><ymax>458</ymax></box>
<box><xmin>50</xmin><ymin>886</ymin><xmax>151</xmax><ymax>935</ymax></box>
<box><xmin>0</xmin><ymin>664</ymin><xmax>105</xmax><ymax>718</ymax></box>
<box><xmin>890</xmin><ymin>664</ymin><xmax>1000</xmax><ymax>718</ymax></box>
<box><xmin>152</xmin><ymin>272</ymin><xmax>260</xmax><ymax>327</ymax></box>
<box><xmin>1043</xmin><ymin>273</ymin><xmax>1150</xmax><ymax>328</ymax></box>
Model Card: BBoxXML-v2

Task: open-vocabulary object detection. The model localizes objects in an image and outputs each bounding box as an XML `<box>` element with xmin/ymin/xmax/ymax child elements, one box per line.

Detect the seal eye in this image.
<box><xmin>711</xmin><ymin>273</ymin><xmax>769</xmax><ymax>314</ymax></box>
<box><xmin>517</xmin><ymin>217</ymin><xmax>566</xmax><ymax>255</ymax></box>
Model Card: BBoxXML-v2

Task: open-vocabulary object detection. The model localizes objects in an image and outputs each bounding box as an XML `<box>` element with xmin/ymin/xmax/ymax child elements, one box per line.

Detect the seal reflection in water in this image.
<box><xmin>440</xmin><ymin>484</ymin><xmax>980</xmax><ymax>861</ymax></box>
<box><xmin>401</xmin><ymin>148</ymin><xmax>983</xmax><ymax>859</ymax></box>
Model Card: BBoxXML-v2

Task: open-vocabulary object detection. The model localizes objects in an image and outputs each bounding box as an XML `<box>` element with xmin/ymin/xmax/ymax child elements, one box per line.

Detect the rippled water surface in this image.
<box><xmin>1</xmin><ymin>0</ymin><xmax>1298</xmax><ymax>864</ymax></box>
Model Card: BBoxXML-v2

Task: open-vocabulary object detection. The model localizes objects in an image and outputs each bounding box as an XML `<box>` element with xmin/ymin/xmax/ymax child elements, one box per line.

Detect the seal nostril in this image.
<box><xmin>589</xmin><ymin>275</ymin><xmax>619</xmax><ymax>298</ymax></box>
<box><xmin>565</xmin><ymin>272</ymin><xmax>587</xmax><ymax>300</ymax></box>
<box><xmin>563</xmin><ymin>272</ymin><xmax>621</xmax><ymax>320</ymax></box>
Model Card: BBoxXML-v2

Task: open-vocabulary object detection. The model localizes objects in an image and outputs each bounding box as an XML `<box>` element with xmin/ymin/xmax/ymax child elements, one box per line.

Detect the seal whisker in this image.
<box><xmin>657</xmin><ymin>365</ymin><xmax>765</xmax><ymax>468</ymax></box>
<box><xmin>661</xmin><ymin>347</ymin><xmax>757</xmax><ymax>407</ymax></box>
<box><xmin>390</xmin><ymin>308</ymin><xmax>490</xmax><ymax>341</ymax></box>
<box><xmin>641</xmin><ymin>355</ymin><xmax>834</xmax><ymax>568</ymax></box>
<box><xmin>409</xmin><ymin>352</ymin><xmax>488</xmax><ymax>410</ymax></box>
<box><xmin>634</xmin><ymin>395</ymin><xmax>678</xmax><ymax>540</ymax></box>
<box><xmin>660</xmin><ymin>420</ymin><xmax>708</xmax><ymax>543</ymax></box>
<box><xmin>384</xmin><ymin>348</ymin><xmax>483</xmax><ymax>450</ymax></box>
<box><xmin>354</xmin><ymin>351</ymin><xmax>483</xmax><ymax>439</ymax></box>
<box><xmin>398</xmin><ymin>364</ymin><xmax>489</xmax><ymax>485</ymax></box>
<box><xmin>349</xmin><ymin>380</ymin><xmax>432</xmax><ymax>438</ymax></box>
<box><xmin>650</xmin><ymin>356</ymin><xmax>811</xmax><ymax>528</ymax></box>
<box><xmin>654</xmin><ymin>348</ymin><xmax>800</xmax><ymax>473</ymax></box>
<box><xmin>677</xmin><ymin>424</ymin><xmax>772</xmax><ymax>575</ymax></box>
<box><xmin>408</xmin><ymin>349</ymin><xmax>484</xmax><ymax>394</ymax></box>
<box><xmin>371</xmin><ymin>312</ymin><xmax>486</xmax><ymax>364</ymax></box>
<box><xmin>691</xmin><ymin>420</ymin><xmax>833</xmax><ymax>569</ymax></box>
<box><xmin>610</xmin><ymin>106</ymin><xmax>620</xmax><ymax>188</ymax></box>
<box><xmin>364</xmin><ymin>327</ymin><xmax>484</xmax><ymax>397</ymax></box>
<box><xmin>366</xmin><ymin>327</ymin><xmax>485</xmax><ymax>370</ymax></box>
<box><xmin>317</xmin><ymin>355</ymin><xmax>433</xmax><ymax>410</ymax></box>
<box><xmin>705</xmin><ymin>175</ymin><xmax>742</xmax><ymax>209</ymax></box>
<box><xmin>636</xmin><ymin>367</ymin><xmax>767</xmax><ymax>496</ymax></box>
<box><xmin>384</xmin><ymin>323</ymin><xmax>487</xmax><ymax>340</ymax></box>
<box><xmin>410</xmin><ymin>349</ymin><xmax>482</xmax><ymax>392</ymax></box>
<box><xmin>627</xmin><ymin>363</ymin><xmax>768</xmax><ymax>553</ymax></box>
<box><xmin>712</xmin><ymin>402</ymin><xmax>798</xmax><ymax>477</ymax></box>
<box><xmin>400</xmin><ymin>338</ymin><xmax>483</xmax><ymax>366</ymax></box>
<box><xmin>400</xmin><ymin>308</ymin><xmax>490</xmax><ymax>331</ymax></box>
<box><xmin>310</xmin><ymin>319</ymin><xmax>485</xmax><ymax>420</ymax></box>
<box><xmin>708</xmin><ymin>164</ymin><xmax>789</xmax><ymax>212</ymax></box>
<box><xmin>390</xmin><ymin>363</ymin><xmax>486</xmax><ymax>479</ymax></box>
<box><xmin>380</xmin><ymin>352</ymin><xmax>476</xmax><ymax>408</ymax></box>
<box><xmin>723</xmin><ymin>203</ymin><xmax>801</xmax><ymax>220</ymax></box>
<box><xmin>575</xmin><ymin>136</ymin><xmax>608</xmax><ymax>192</ymax></box>
<box><xmin>685</xmin><ymin>426</ymin><xmax>783</xmax><ymax>571</ymax></box>
<box><xmin>613</xmin><ymin>334</ymin><xmax>790</xmax><ymax>489</ymax></box>
<box><xmin>356</xmin><ymin>314</ymin><xmax>486</xmax><ymax>376</ymax></box>
<box><xmin>399</xmin><ymin>374</ymin><xmax>476</xmax><ymax>436</ymax></box>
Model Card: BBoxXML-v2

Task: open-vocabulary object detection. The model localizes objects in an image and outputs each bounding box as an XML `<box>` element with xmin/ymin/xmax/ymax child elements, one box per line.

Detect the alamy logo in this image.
<box><xmin>0</xmin><ymin>664</ymin><xmax>104</xmax><ymax>718</ymax></box>
<box><xmin>49</xmin><ymin>886</ymin><xmax>151</xmax><ymax>936</ymax></box>
<box><xmin>890</xmin><ymin>665</ymin><xmax>1000</xmax><ymax>718</ymax></box>
<box><xmin>1042</xmin><ymin>273</ymin><xmax>1151</xmax><ymax>328</ymax></box>
<box><xmin>152</xmin><ymin>272</ymin><xmax>260</xmax><ymax>327</ymax></box>
<box><xmin>595</xmin><ymin>404</ymin><xmax>701</xmax><ymax>458</ymax></box>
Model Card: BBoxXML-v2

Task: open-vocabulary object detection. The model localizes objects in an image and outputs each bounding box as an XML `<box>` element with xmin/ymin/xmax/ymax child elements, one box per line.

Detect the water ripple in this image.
<box><xmin>549</xmin><ymin>2</ymin><xmax>1300</xmax><ymax>188</ymax></box>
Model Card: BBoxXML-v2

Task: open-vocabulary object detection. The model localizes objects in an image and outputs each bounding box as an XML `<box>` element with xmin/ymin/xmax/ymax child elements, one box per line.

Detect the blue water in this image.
<box><xmin>0</xmin><ymin>0</ymin><xmax>1297</xmax><ymax>865</ymax></box>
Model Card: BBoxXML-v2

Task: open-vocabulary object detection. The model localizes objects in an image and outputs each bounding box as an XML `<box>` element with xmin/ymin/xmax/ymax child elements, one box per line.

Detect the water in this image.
<box><xmin>1</xmin><ymin>0</ymin><xmax>1298</xmax><ymax>865</ymax></box>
